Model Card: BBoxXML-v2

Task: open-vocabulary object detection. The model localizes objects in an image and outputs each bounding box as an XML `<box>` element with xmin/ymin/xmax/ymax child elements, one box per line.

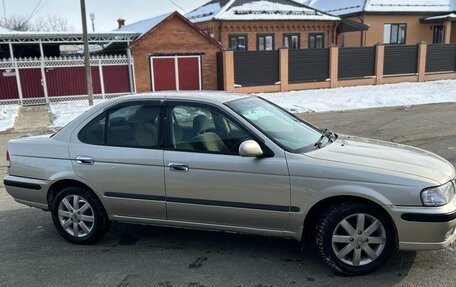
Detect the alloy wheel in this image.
<box><xmin>331</xmin><ymin>213</ymin><xmax>386</xmax><ymax>266</ymax></box>
<box><xmin>57</xmin><ymin>195</ymin><xmax>95</xmax><ymax>238</ymax></box>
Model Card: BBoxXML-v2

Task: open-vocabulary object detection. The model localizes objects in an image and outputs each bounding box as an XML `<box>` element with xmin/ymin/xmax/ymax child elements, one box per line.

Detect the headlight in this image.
<box><xmin>421</xmin><ymin>181</ymin><xmax>455</xmax><ymax>207</ymax></box>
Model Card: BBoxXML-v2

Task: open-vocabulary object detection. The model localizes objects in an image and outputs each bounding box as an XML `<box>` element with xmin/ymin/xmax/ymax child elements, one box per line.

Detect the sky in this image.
<box><xmin>1</xmin><ymin>0</ymin><xmax>209</xmax><ymax>32</ymax></box>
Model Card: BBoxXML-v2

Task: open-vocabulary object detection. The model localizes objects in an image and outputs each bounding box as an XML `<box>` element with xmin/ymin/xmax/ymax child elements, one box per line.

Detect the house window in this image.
<box><xmin>229</xmin><ymin>34</ymin><xmax>248</xmax><ymax>51</ymax></box>
<box><xmin>384</xmin><ymin>24</ymin><xmax>406</xmax><ymax>44</ymax></box>
<box><xmin>257</xmin><ymin>34</ymin><xmax>275</xmax><ymax>51</ymax></box>
<box><xmin>308</xmin><ymin>33</ymin><xmax>325</xmax><ymax>49</ymax></box>
<box><xmin>283</xmin><ymin>34</ymin><xmax>300</xmax><ymax>49</ymax></box>
<box><xmin>433</xmin><ymin>25</ymin><xmax>444</xmax><ymax>44</ymax></box>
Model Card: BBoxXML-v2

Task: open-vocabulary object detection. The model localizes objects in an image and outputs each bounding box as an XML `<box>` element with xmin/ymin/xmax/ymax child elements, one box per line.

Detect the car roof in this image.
<box><xmin>108</xmin><ymin>91</ymin><xmax>251</xmax><ymax>105</ymax></box>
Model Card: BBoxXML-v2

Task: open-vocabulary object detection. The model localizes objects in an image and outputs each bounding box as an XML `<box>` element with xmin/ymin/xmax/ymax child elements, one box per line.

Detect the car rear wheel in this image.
<box><xmin>315</xmin><ymin>202</ymin><xmax>395</xmax><ymax>275</ymax></box>
<box><xmin>51</xmin><ymin>186</ymin><xmax>110</xmax><ymax>244</ymax></box>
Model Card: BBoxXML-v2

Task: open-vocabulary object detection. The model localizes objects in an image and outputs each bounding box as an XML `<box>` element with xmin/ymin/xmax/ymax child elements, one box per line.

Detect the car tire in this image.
<box><xmin>315</xmin><ymin>201</ymin><xmax>395</xmax><ymax>275</ymax></box>
<box><xmin>51</xmin><ymin>186</ymin><xmax>111</xmax><ymax>244</ymax></box>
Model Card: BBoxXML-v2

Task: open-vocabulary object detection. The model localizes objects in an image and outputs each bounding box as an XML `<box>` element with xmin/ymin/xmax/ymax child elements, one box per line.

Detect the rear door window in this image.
<box><xmin>78</xmin><ymin>103</ymin><xmax>162</xmax><ymax>149</ymax></box>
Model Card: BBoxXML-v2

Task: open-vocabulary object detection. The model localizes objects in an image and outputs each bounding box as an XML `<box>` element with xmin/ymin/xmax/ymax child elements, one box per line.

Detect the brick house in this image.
<box><xmin>186</xmin><ymin>0</ymin><xmax>341</xmax><ymax>50</ymax></box>
<box><xmin>119</xmin><ymin>12</ymin><xmax>221</xmax><ymax>93</ymax></box>
<box><xmin>307</xmin><ymin>0</ymin><xmax>456</xmax><ymax>47</ymax></box>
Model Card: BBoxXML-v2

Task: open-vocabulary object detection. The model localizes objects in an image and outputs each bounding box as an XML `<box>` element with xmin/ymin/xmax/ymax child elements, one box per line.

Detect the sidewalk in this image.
<box><xmin>11</xmin><ymin>105</ymin><xmax>53</xmax><ymax>134</ymax></box>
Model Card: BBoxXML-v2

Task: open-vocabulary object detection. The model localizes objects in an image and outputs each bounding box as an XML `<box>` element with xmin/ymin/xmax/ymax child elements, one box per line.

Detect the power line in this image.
<box><xmin>167</xmin><ymin>0</ymin><xmax>187</xmax><ymax>14</ymax></box>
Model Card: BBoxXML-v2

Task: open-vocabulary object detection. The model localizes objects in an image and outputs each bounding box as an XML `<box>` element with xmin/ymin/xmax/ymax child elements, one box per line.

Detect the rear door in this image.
<box><xmin>69</xmin><ymin>100</ymin><xmax>166</xmax><ymax>220</ymax></box>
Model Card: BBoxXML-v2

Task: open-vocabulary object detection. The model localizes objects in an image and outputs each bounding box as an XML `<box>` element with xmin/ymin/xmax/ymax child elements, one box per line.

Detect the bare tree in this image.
<box><xmin>0</xmin><ymin>15</ymin><xmax>32</xmax><ymax>31</ymax></box>
<box><xmin>0</xmin><ymin>14</ymin><xmax>74</xmax><ymax>32</ymax></box>
<box><xmin>34</xmin><ymin>15</ymin><xmax>75</xmax><ymax>32</ymax></box>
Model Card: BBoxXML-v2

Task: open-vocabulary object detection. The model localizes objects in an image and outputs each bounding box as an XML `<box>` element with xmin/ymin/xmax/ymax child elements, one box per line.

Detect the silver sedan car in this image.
<box><xmin>4</xmin><ymin>93</ymin><xmax>456</xmax><ymax>275</ymax></box>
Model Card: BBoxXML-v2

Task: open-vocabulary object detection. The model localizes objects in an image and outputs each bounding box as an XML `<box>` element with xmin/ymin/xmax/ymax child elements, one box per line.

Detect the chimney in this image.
<box><xmin>117</xmin><ymin>18</ymin><xmax>125</xmax><ymax>29</ymax></box>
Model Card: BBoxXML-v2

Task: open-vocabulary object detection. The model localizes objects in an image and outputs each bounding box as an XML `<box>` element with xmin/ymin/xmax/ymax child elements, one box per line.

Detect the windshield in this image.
<box><xmin>227</xmin><ymin>97</ymin><xmax>323</xmax><ymax>153</ymax></box>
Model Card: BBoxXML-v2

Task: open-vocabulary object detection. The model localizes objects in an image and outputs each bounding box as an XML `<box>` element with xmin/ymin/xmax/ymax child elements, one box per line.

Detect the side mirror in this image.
<box><xmin>239</xmin><ymin>140</ymin><xmax>263</xmax><ymax>157</ymax></box>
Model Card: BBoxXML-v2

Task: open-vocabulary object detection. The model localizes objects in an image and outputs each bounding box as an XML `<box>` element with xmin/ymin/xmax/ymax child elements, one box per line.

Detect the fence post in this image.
<box><xmin>444</xmin><ymin>21</ymin><xmax>452</xmax><ymax>44</ymax></box>
<box><xmin>417</xmin><ymin>41</ymin><xmax>428</xmax><ymax>82</ymax></box>
<box><xmin>98</xmin><ymin>58</ymin><xmax>105</xmax><ymax>99</ymax></box>
<box><xmin>329</xmin><ymin>45</ymin><xmax>339</xmax><ymax>88</ymax></box>
<box><xmin>223</xmin><ymin>50</ymin><xmax>235</xmax><ymax>92</ymax></box>
<box><xmin>375</xmin><ymin>43</ymin><xmax>385</xmax><ymax>85</ymax></box>
<box><xmin>279</xmin><ymin>47</ymin><xmax>289</xmax><ymax>92</ymax></box>
<box><xmin>9</xmin><ymin>43</ymin><xmax>23</xmax><ymax>105</ymax></box>
<box><xmin>126</xmin><ymin>46</ymin><xmax>135</xmax><ymax>94</ymax></box>
<box><xmin>39</xmin><ymin>41</ymin><xmax>49</xmax><ymax>104</ymax></box>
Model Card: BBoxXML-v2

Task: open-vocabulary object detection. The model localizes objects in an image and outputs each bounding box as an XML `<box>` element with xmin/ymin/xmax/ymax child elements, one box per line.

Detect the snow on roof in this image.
<box><xmin>186</xmin><ymin>1</ymin><xmax>225</xmax><ymax>23</ymax></box>
<box><xmin>424</xmin><ymin>12</ymin><xmax>456</xmax><ymax>20</ymax></box>
<box><xmin>116</xmin><ymin>12</ymin><xmax>172</xmax><ymax>35</ymax></box>
<box><xmin>307</xmin><ymin>0</ymin><xmax>455</xmax><ymax>16</ymax></box>
<box><xmin>366</xmin><ymin>0</ymin><xmax>454</xmax><ymax>13</ymax></box>
<box><xmin>187</xmin><ymin>0</ymin><xmax>339</xmax><ymax>23</ymax></box>
<box><xmin>305</xmin><ymin>0</ymin><xmax>364</xmax><ymax>16</ymax></box>
<box><xmin>0</xmin><ymin>26</ymin><xmax>11</xmax><ymax>33</ymax></box>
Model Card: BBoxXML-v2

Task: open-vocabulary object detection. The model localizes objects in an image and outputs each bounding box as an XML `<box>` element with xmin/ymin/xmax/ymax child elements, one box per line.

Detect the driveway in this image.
<box><xmin>0</xmin><ymin>103</ymin><xmax>455</xmax><ymax>287</ymax></box>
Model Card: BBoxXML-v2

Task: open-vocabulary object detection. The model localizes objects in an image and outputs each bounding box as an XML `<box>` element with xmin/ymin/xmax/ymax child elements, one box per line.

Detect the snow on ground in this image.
<box><xmin>47</xmin><ymin>80</ymin><xmax>456</xmax><ymax>128</ymax></box>
<box><xmin>0</xmin><ymin>105</ymin><xmax>19</xmax><ymax>132</ymax></box>
<box><xmin>49</xmin><ymin>100</ymin><xmax>105</xmax><ymax>128</ymax></box>
<box><xmin>258</xmin><ymin>80</ymin><xmax>456</xmax><ymax>113</ymax></box>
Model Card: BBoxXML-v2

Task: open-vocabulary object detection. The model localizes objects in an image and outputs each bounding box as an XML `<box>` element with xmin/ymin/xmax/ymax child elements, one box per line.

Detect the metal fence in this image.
<box><xmin>0</xmin><ymin>55</ymin><xmax>134</xmax><ymax>105</ymax></box>
<box><xmin>289</xmin><ymin>49</ymin><xmax>329</xmax><ymax>83</ymax></box>
<box><xmin>426</xmin><ymin>44</ymin><xmax>456</xmax><ymax>73</ymax></box>
<box><xmin>338</xmin><ymin>47</ymin><xmax>376</xmax><ymax>80</ymax></box>
<box><xmin>234</xmin><ymin>51</ymin><xmax>279</xmax><ymax>87</ymax></box>
<box><xmin>384</xmin><ymin>45</ymin><xmax>418</xmax><ymax>76</ymax></box>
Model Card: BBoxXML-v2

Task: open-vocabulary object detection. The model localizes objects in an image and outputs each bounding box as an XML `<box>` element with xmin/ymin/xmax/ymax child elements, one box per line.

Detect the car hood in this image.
<box><xmin>306</xmin><ymin>136</ymin><xmax>455</xmax><ymax>185</ymax></box>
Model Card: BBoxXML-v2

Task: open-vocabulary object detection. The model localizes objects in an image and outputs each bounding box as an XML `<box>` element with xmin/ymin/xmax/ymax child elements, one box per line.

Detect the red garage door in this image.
<box><xmin>151</xmin><ymin>56</ymin><xmax>201</xmax><ymax>92</ymax></box>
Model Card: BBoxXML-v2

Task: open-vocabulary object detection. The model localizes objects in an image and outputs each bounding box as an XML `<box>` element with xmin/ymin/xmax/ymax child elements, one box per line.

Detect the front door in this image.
<box><xmin>163</xmin><ymin>101</ymin><xmax>291</xmax><ymax>231</ymax></box>
<box><xmin>70</xmin><ymin>101</ymin><xmax>166</xmax><ymax>220</ymax></box>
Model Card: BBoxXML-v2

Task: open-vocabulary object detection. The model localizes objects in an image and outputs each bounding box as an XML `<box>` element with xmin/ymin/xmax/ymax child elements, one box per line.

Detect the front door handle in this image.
<box><xmin>168</xmin><ymin>162</ymin><xmax>189</xmax><ymax>172</ymax></box>
<box><xmin>76</xmin><ymin>156</ymin><xmax>95</xmax><ymax>165</ymax></box>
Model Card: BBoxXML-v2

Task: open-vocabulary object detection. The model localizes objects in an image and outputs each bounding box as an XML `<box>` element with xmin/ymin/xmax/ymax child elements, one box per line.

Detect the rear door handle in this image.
<box><xmin>76</xmin><ymin>156</ymin><xmax>95</xmax><ymax>165</ymax></box>
<box><xmin>168</xmin><ymin>162</ymin><xmax>189</xmax><ymax>172</ymax></box>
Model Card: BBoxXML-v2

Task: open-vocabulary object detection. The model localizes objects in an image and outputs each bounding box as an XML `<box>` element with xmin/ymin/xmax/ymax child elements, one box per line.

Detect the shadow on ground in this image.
<box><xmin>0</xmin><ymin>207</ymin><xmax>417</xmax><ymax>287</ymax></box>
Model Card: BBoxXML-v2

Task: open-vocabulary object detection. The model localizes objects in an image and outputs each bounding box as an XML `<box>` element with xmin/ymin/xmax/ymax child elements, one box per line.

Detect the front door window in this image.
<box><xmin>168</xmin><ymin>104</ymin><xmax>251</xmax><ymax>155</ymax></box>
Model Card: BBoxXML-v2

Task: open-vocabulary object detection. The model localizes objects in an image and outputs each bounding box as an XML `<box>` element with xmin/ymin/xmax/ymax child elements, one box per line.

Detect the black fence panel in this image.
<box><xmin>338</xmin><ymin>47</ymin><xmax>376</xmax><ymax>79</ymax></box>
<box><xmin>384</xmin><ymin>45</ymin><xmax>418</xmax><ymax>75</ymax></box>
<box><xmin>289</xmin><ymin>49</ymin><xmax>329</xmax><ymax>83</ymax></box>
<box><xmin>234</xmin><ymin>51</ymin><xmax>279</xmax><ymax>87</ymax></box>
<box><xmin>426</xmin><ymin>44</ymin><xmax>456</xmax><ymax>73</ymax></box>
<box><xmin>217</xmin><ymin>52</ymin><xmax>224</xmax><ymax>90</ymax></box>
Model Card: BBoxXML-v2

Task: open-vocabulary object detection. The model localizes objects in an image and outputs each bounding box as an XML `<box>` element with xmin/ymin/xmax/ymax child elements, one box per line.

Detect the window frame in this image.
<box><xmin>308</xmin><ymin>33</ymin><xmax>325</xmax><ymax>49</ymax></box>
<box><xmin>163</xmin><ymin>100</ymin><xmax>274</xmax><ymax>157</ymax></box>
<box><xmin>257</xmin><ymin>33</ymin><xmax>275</xmax><ymax>51</ymax></box>
<box><xmin>283</xmin><ymin>33</ymin><xmax>301</xmax><ymax>49</ymax></box>
<box><xmin>384</xmin><ymin>23</ymin><xmax>407</xmax><ymax>44</ymax></box>
<box><xmin>432</xmin><ymin>25</ymin><xmax>444</xmax><ymax>44</ymax></box>
<box><xmin>228</xmin><ymin>34</ymin><xmax>248</xmax><ymax>51</ymax></box>
<box><xmin>77</xmin><ymin>100</ymin><xmax>164</xmax><ymax>150</ymax></box>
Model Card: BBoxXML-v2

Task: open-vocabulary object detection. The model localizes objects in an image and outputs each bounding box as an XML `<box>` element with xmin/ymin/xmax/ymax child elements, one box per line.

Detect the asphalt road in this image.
<box><xmin>1</xmin><ymin>103</ymin><xmax>456</xmax><ymax>287</ymax></box>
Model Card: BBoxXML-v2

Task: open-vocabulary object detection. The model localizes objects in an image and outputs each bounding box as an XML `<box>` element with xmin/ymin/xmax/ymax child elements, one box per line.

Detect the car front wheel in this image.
<box><xmin>51</xmin><ymin>186</ymin><xmax>110</xmax><ymax>244</ymax></box>
<box><xmin>316</xmin><ymin>202</ymin><xmax>395</xmax><ymax>275</ymax></box>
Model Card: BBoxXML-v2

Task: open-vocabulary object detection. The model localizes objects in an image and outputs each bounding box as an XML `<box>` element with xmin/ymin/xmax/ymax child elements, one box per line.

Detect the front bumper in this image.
<box><xmin>390</xmin><ymin>200</ymin><xmax>456</xmax><ymax>250</ymax></box>
<box><xmin>4</xmin><ymin>175</ymin><xmax>50</xmax><ymax>210</ymax></box>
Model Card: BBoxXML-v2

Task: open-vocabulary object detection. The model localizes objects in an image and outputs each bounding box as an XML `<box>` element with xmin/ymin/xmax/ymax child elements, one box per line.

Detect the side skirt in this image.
<box><xmin>111</xmin><ymin>215</ymin><xmax>300</xmax><ymax>240</ymax></box>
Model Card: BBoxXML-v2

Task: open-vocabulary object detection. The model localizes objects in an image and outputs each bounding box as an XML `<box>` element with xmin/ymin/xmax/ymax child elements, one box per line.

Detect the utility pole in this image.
<box><xmin>90</xmin><ymin>13</ymin><xmax>95</xmax><ymax>32</ymax></box>
<box><xmin>80</xmin><ymin>0</ymin><xmax>93</xmax><ymax>106</ymax></box>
